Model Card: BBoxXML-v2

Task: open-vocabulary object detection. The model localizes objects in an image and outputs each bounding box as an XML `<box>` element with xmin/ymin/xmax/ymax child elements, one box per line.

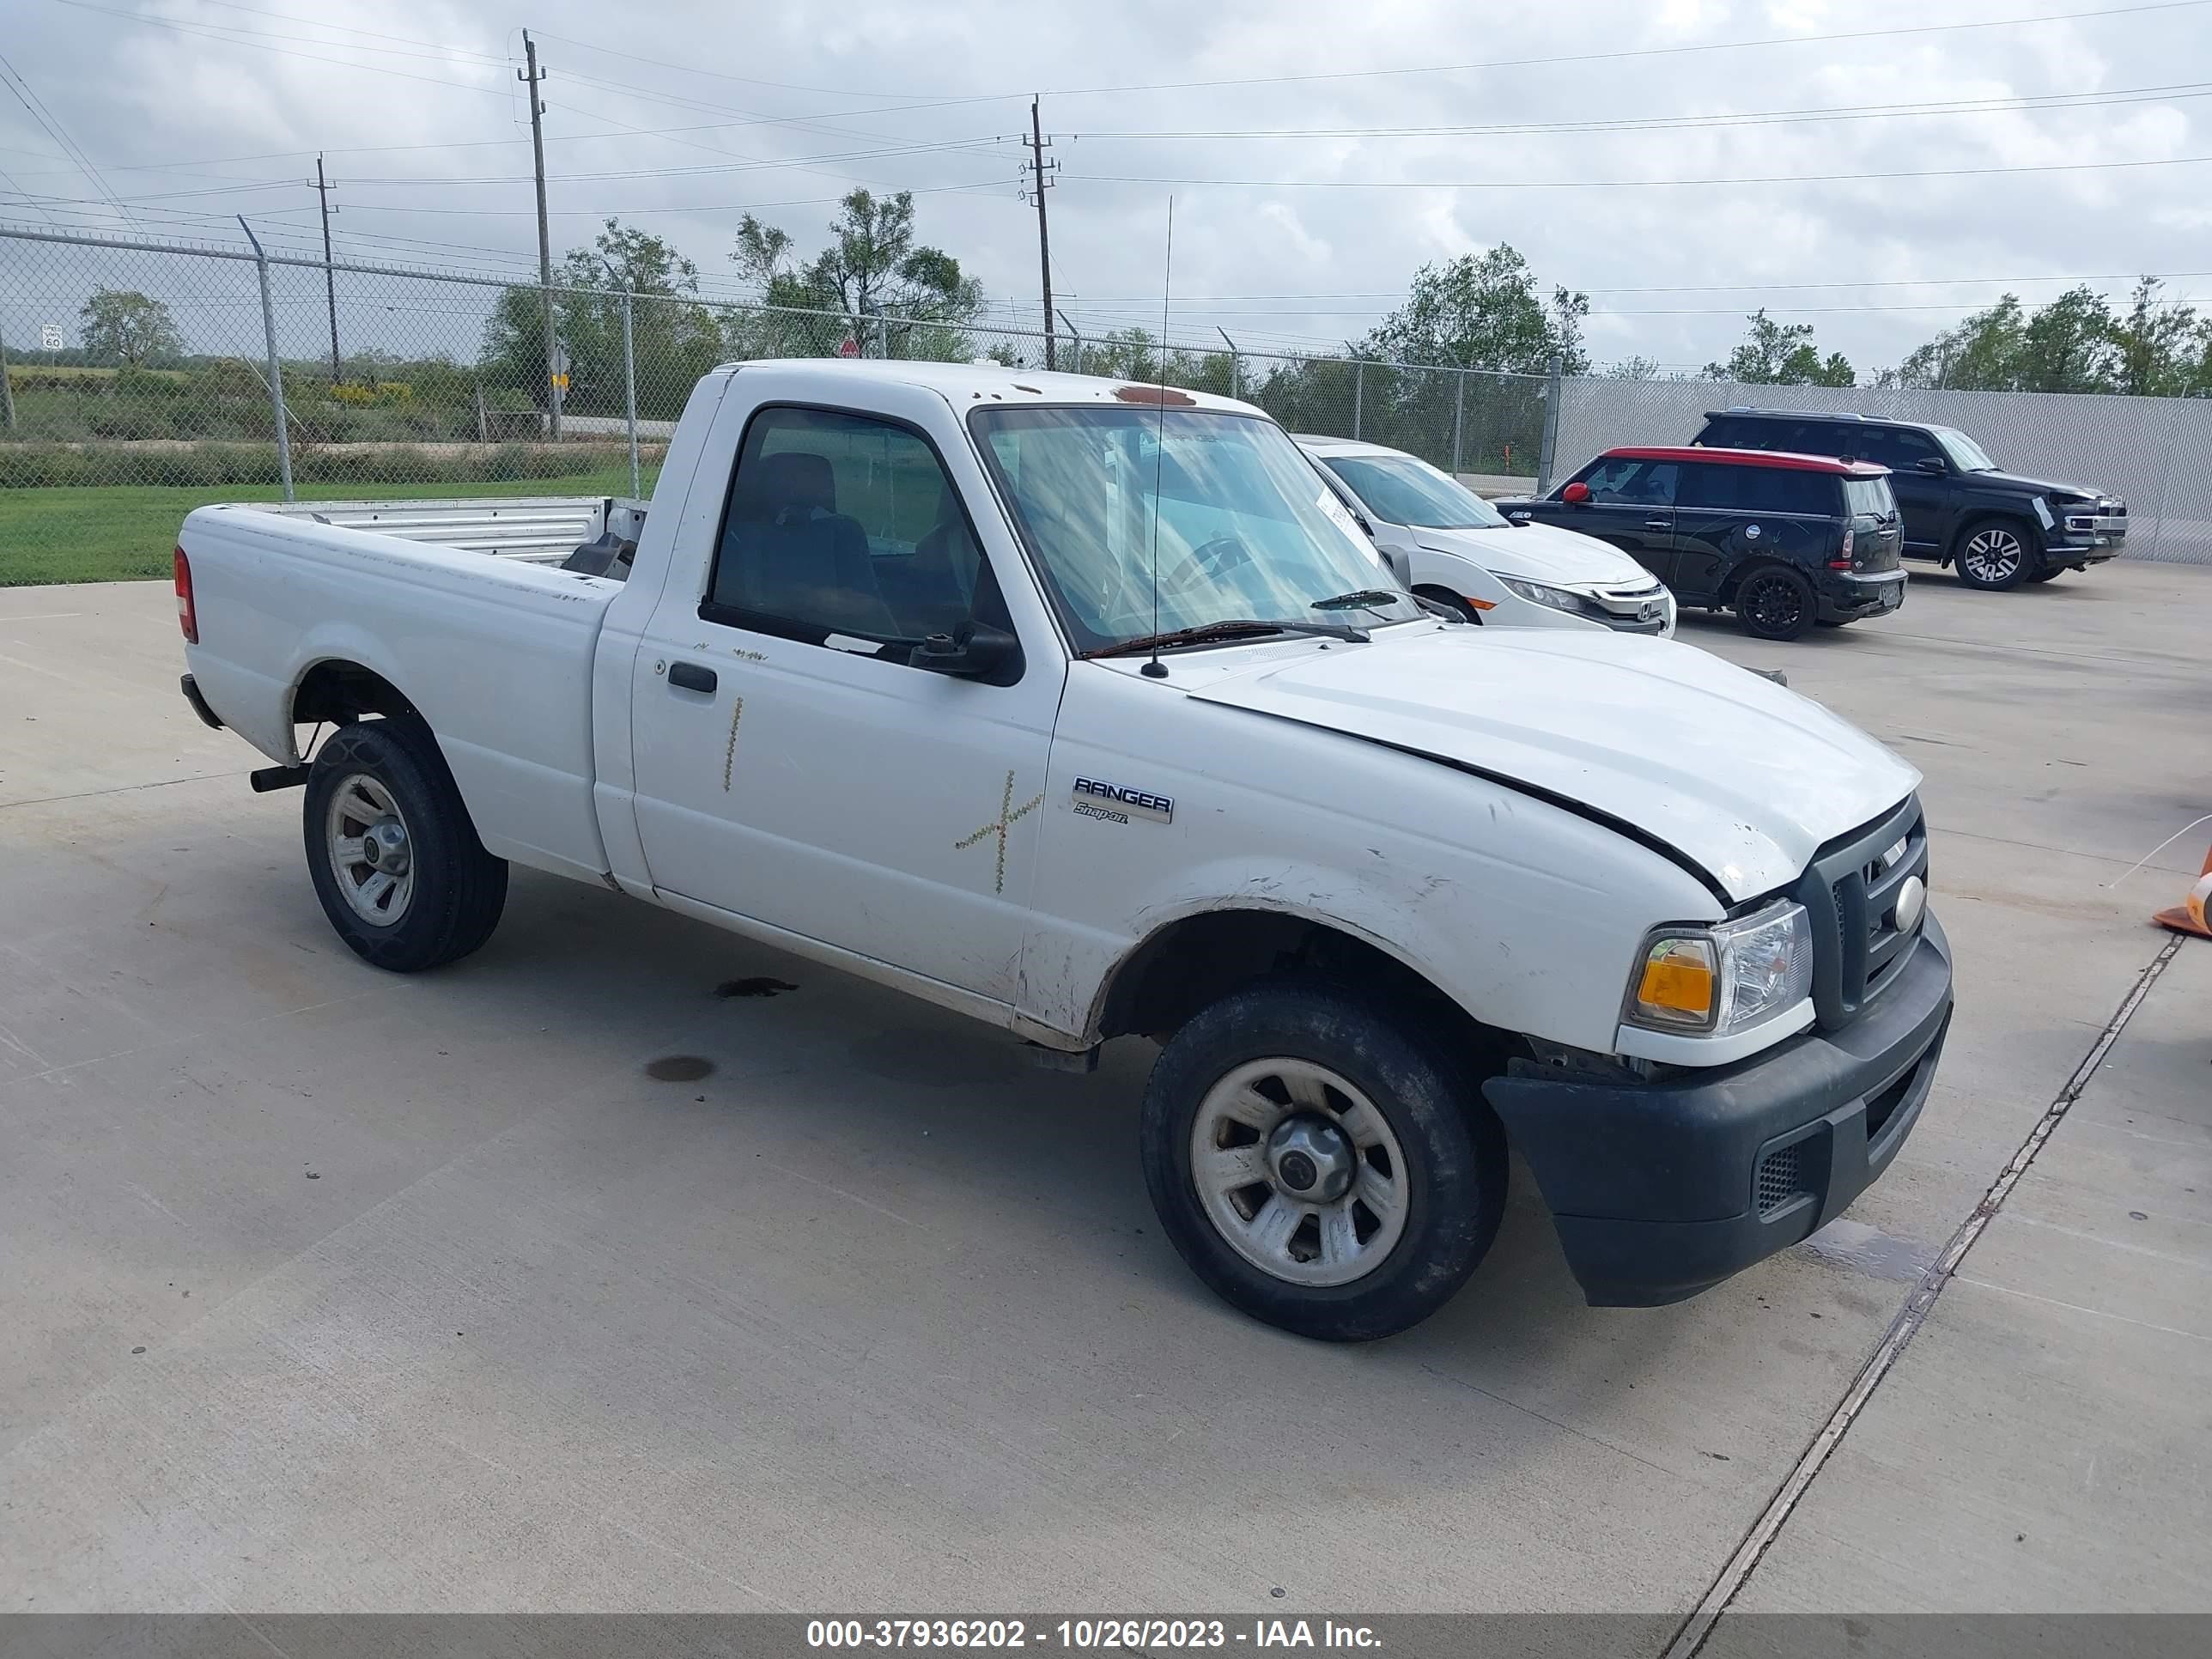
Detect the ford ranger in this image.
<box><xmin>173</xmin><ymin>361</ymin><xmax>1954</xmax><ymax>1341</ymax></box>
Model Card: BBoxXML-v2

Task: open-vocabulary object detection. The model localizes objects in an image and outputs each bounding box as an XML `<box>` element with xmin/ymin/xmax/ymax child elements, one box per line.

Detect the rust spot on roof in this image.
<box><xmin>1113</xmin><ymin>384</ymin><xmax>1197</xmax><ymax>406</ymax></box>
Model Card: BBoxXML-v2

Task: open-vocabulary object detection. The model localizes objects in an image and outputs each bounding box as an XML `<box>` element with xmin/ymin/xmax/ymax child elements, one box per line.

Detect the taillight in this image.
<box><xmin>1829</xmin><ymin>526</ymin><xmax>1855</xmax><ymax>571</ymax></box>
<box><xmin>174</xmin><ymin>546</ymin><xmax>198</xmax><ymax>642</ymax></box>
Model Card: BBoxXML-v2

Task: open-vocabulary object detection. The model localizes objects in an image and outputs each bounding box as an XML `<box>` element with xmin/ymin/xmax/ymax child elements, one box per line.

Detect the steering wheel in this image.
<box><xmin>1192</xmin><ymin>535</ymin><xmax>1256</xmax><ymax>582</ymax></box>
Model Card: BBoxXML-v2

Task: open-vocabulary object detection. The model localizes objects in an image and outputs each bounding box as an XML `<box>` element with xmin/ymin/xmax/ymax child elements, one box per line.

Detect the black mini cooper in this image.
<box><xmin>1495</xmin><ymin>446</ymin><xmax>1905</xmax><ymax>641</ymax></box>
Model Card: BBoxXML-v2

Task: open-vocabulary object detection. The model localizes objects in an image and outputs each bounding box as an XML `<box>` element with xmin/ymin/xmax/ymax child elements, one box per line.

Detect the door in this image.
<box><xmin>1672</xmin><ymin>461</ymin><xmax>1837</xmax><ymax>600</ymax></box>
<box><xmin>1561</xmin><ymin>456</ymin><xmax>1680</xmax><ymax>585</ymax></box>
<box><xmin>627</xmin><ymin>402</ymin><xmax>1060</xmax><ymax>1003</ymax></box>
<box><xmin>1850</xmin><ymin>426</ymin><xmax>1949</xmax><ymax>554</ymax></box>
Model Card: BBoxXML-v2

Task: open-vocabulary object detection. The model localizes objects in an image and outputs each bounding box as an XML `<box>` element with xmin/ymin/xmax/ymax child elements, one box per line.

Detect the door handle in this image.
<box><xmin>1644</xmin><ymin>518</ymin><xmax>1671</xmax><ymax>530</ymax></box>
<box><xmin>668</xmin><ymin>661</ymin><xmax>718</xmax><ymax>694</ymax></box>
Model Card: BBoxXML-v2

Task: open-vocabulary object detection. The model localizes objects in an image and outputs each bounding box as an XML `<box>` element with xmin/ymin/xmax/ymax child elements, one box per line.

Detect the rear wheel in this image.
<box><xmin>1954</xmin><ymin>519</ymin><xmax>2036</xmax><ymax>590</ymax></box>
<box><xmin>304</xmin><ymin>717</ymin><xmax>507</xmax><ymax>972</ymax></box>
<box><xmin>1735</xmin><ymin>566</ymin><xmax>1816</xmax><ymax>641</ymax></box>
<box><xmin>1140</xmin><ymin>981</ymin><xmax>1507</xmax><ymax>1341</ymax></box>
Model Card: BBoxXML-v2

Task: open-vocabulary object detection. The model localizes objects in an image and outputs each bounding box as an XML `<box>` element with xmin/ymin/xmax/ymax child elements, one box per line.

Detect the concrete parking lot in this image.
<box><xmin>1</xmin><ymin>560</ymin><xmax>2206</xmax><ymax>1626</ymax></box>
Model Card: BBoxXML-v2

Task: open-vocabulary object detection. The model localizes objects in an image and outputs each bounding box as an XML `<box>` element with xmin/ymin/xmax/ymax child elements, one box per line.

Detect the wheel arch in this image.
<box><xmin>291</xmin><ymin>657</ymin><xmax>419</xmax><ymax>730</ymax></box>
<box><xmin>1718</xmin><ymin>556</ymin><xmax>1810</xmax><ymax>606</ymax></box>
<box><xmin>1089</xmin><ymin>903</ymin><xmax>1513</xmax><ymax>1066</ymax></box>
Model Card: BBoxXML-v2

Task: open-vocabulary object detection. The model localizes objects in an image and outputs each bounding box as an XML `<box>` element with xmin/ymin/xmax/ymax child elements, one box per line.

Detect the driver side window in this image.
<box><xmin>1580</xmin><ymin>459</ymin><xmax>1679</xmax><ymax>506</ymax></box>
<box><xmin>707</xmin><ymin>405</ymin><xmax>1011</xmax><ymax>652</ymax></box>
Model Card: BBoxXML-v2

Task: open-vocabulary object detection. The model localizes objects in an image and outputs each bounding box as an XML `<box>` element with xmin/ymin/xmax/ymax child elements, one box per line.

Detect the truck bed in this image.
<box><xmin>233</xmin><ymin>496</ymin><xmax>650</xmax><ymax>565</ymax></box>
<box><xmin>179</xmin><ymin>495</ymin><xmax>644</xmax><ymax>885</ymax></box>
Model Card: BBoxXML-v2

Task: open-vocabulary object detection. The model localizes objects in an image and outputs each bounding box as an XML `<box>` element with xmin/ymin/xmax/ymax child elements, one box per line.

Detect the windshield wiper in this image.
<box><xmin>1083</xmin><ymin>618</ymin><xmax>1368</xmax><ymax>659</ymax></box>
<box><xmin>1309</xmin><ymin>588</ymin><xmax>1404</xmax><ymax>612</ymax></box>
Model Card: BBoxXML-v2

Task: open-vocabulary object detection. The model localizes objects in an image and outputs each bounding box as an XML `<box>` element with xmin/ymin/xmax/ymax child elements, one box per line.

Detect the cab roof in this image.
<box><xmin>720</xmin><ymin>357</ymin><xmax>1262</xmax><ymax>416</ymax></box>
<box><xmin>1606</xmin><ymin>444</ymin><xmax>1891</xmax><ymax>477</ymax></box>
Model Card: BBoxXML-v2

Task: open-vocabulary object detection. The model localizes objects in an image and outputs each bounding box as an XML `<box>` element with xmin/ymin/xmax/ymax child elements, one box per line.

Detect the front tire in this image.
<box><xmin>1735</xmin><ymin>566</ymin><xmax>1816</xmax><ymax>641</ymax></box>
<box><xmin>1140</xmin><ymin>981</ymin><xmax>1507</xmax><ymax>1341</ymax></box>
<box><xmin>304</xmin><ymin>717</ymin><xmax>507</xmax><ymax>971</ymax></box>
<box><xmin>1954</xmin><ymin>518</ymin><xmax>2036</xmax><ymax>590</ymax></box>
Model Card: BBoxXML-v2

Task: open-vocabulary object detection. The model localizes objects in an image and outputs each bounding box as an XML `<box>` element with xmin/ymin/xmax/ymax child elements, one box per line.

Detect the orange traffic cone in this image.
<box><xmin>2153</xmin><ymin>842</ymin><xmax>2212</xmax><ymax>939</ymax></box>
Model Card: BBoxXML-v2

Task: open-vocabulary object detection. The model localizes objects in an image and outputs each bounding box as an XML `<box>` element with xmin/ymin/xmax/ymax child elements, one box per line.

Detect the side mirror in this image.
<box><xmin>1915</xmin><ymin>455</ymin><xmax>1948</xmax><ymax>475</ymax></box>
<box><xmin>914</xmin><ymin>621</ymin><xmax>1022</xmax><ymax>684</ymax></box>
<box><xmin>1380</xmin><ymin>544</ymin><xmax>1414</xmax><ymax>589</ymax></box>
<box><xmin>1560</xmin><ymin>481</ymin><xmax>1592</xmax><ymax>504</ymax></box>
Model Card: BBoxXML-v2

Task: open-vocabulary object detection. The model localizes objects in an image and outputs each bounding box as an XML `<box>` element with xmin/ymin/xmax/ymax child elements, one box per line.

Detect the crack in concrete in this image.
<box><xmin>1662</xmin><ymin>932</ymin><xmax>2190</xmax><ymax>1659</ymax></box>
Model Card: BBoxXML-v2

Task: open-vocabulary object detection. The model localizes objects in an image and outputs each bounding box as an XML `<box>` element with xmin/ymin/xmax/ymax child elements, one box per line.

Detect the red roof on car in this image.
<box><xmin>1605</xmin><ymin>445</ymin><xmax>1890</xmax><ymax>477</ymax></box>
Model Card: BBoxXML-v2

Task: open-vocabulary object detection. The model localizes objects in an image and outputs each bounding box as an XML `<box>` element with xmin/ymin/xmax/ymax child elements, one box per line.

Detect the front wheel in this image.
<box><xmin>1140</xmin><ymin>981</ymin><xmax>1507</xmax><ymax>1341</ymax></box>
<box><xmin>303</xmin><ymin>717</ymin><xmax>508</xmax><ymax>971</ymax></box>
<box><xmin>1735</xmin><ymin>566</ymin><xmax>1816</xmax><ymax>641</ymax></box>
<box><xmin>1954</xmin><ymin>519</ymin><xmax>2035</xmax><ymax>590</ymax></box>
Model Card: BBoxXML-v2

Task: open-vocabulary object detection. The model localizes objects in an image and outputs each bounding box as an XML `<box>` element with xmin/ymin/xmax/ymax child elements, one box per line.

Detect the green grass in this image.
<box><xmin>0</xmin><ymin>466</ymin><xmax>659</xmax><ymax>586</ymax></box>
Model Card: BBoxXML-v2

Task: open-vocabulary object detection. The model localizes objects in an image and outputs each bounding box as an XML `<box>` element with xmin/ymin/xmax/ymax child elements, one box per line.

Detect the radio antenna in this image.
<box><xmin>1141</xmin><ymin>197</ymin><xmax>1175</xmax><ymax>680</ymax></box>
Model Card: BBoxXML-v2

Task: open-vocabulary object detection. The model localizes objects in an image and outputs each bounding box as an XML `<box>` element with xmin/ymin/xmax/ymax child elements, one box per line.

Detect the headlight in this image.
<box><xmin>1497</xmin><ymin>576</ymin><xmax>1591</xmax><ymax>615</ymax></box>
<box><xmin>1625</xmin><ymin>900</ymin><xmax>1814</xmax><ymax>1037</ymax></box>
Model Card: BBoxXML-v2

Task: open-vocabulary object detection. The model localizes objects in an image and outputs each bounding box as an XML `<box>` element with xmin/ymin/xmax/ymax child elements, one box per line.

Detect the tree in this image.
<box><xmin>483</xmin><ymin>219</ymin><xmax>725</xmax><ymax>418</ymax></box>
<box><xmin>731</xmin><ymin>189</ymin><xmax>983</xmax><ymax>356</ymax></box>
<box><xmin>1364</xmin><ymin>246</ymin><xmax>1588</xmax><ymax>375</ymax></box>
<box><xmin>1890</xmin><ymin>295</ymin><xmax>2027</xmax><ymax>390</ymax></box>
<box><xmin>2106</xmin><ymin>276</ymin><xmax>2200</xmax><ymax>398</ymax></box>
<box><xmin>1703</xmin><ymin>310</ymin><xmax>1853</xmax><ymax>386</ymax></box>
<box><xmin>79</xmin><ymin>289</ymin><xmax>181</xmax><ymax>366</ymax></box>
<box><xmin>2014</xmin><ymin>286</ymin><xmax>2116</xmax><ymax>393</ymax></box>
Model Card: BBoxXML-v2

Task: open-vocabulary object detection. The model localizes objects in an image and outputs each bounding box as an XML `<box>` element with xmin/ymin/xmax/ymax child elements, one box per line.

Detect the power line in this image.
<box><xmin>1069</xmin><ymin>152</ymin><xmax>2212</xmax><ymax>190</ymax></box>
<box><xmin>0</xmin><ymin>48</ymin><xmax>137</xmax><ymax>227</ymax></box>
<box><xmin>1064</xmin><ymin>80</ymin><xmax>2212</xmax><ymax>142</ymax></box>
<box><xmin>1026</xmin><ymin>0</ymin><xmax>2212</xmax><ymax>99</ymax></box>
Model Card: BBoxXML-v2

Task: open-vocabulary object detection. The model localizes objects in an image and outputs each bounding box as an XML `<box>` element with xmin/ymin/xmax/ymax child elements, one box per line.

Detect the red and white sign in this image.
<box><xmin>836</xmin><ymin>337</ymin><xmax>860</xmax><ymax>359</ymax></box>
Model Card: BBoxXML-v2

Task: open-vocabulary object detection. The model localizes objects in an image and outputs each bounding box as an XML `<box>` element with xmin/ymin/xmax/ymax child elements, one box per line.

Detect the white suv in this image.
<box><xmin>1299</xmin><ymin>434</ymin><xmax>1677</xmax><ymax>637</ymax></box>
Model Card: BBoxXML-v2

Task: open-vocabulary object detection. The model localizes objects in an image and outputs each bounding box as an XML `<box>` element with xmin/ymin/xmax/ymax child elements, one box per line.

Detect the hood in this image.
<box><xmin>1411</xmin><ymin>520</ymin><xmax>1652</xmax><ymax>586</ymax></box>
<box><xmin>1187</xmin><ymin>626</ymin><xmax>1918</xmax><ymax>901</ymax></box>
<box><xmin>1974</xmin><ymin>469</ymin><xmax>2105</xmax><ymax>501</ymax></box>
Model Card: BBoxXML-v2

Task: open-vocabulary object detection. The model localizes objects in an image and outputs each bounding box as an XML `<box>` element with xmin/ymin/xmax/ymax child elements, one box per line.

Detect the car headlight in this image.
<box><xmin>1624</xmin><ymin>900</ymin><xmax>1814</xmax><ymax>1037</ymax></box>
<box><xmin>1497</xmin><ymin>576</ymin><xmax>1592</xmax><ymax>615</ymax></box>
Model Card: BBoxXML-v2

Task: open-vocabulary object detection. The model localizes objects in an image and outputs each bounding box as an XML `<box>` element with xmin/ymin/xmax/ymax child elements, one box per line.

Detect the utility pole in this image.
<box><xmin>520</xmin><ymin>32</ymin><xmax>561</xmax><ymax>438</ymax></box>
<box><xmin>1025</xmin><ymin>97</ymin><xmax>1057</xmax><ymax>371</ymax></box>
<box><xmin>313</xmin><ymin>154</ymin><xmax>341</xmax><ymax>386</ymax></box>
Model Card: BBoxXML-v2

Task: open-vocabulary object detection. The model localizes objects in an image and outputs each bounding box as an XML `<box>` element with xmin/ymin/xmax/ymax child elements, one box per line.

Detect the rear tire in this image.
<box><xmin>1954</xmin><ymin>518</ymin><xmax>2036</xmax><ymax>590</ymax></box>
<box><xmin>1140</xmin><ymin>980</ymin><xmax>1507</xmax><ymax>1341</ymax></box>
<box><xmin>303</xmin><ymin>717</ymin><xmax>507</xmax><ymax>972</ymax></box>
<box><xmin>1735</xmin><ymin>566</ymin><xmax>1816</xmax><ymax>641</ymax></box>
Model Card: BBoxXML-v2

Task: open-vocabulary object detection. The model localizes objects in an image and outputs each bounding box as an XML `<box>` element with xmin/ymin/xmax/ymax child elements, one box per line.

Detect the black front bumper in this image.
<box><xmin>1484</xmin><ymin>914</ymin><xmax>1953</xmax><ymax>1307</ymax></box>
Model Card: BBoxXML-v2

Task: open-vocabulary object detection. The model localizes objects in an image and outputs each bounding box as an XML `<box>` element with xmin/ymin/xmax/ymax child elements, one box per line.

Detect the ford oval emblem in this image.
<box><xmin>1891</xmin><ymin>874</ymin><xmax>1927</xmax><ymax>934</ymax></box>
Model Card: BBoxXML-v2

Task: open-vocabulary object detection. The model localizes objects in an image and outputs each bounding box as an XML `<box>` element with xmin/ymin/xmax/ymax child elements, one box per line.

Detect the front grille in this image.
<box><xmin>1796</xmin><ymin>797</ymin><xmax>1929</xmax><ymax>1030</ymax></box>
<box><xmin>1755</xmin><ymin>1144</ymin><xmax>1808</xmax><ymax>1218</ymax></box>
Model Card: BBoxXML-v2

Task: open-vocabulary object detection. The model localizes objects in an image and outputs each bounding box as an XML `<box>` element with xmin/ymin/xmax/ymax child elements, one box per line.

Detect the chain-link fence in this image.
<box><xmin>1557</xmin><ymin>374</ymin><xmax>2212</xmax><ymax>565</ymax></box>
<box><xmin>0</xmin><ymin>221</ymin><xmax>1559</xmax><ymax>584</ymax></box>
<box><xmin>8</xmin><ymin>219</ymin><xmax>2205</xmax><ymax>585</ymax></box>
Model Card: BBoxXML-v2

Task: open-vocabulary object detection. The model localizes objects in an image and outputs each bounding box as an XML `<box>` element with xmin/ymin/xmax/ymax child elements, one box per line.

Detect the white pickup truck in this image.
<box><xmin>175</xmin><ymin>360</ymin><xmax>1953</xmax><ymax>1340</ymax></box>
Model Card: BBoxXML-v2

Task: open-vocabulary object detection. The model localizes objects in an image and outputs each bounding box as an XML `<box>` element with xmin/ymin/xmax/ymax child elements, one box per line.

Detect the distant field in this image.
<box><xmin>0</xmin><ymin>467</ymin><xmax>657</xmax><ymax>586</ymax></box>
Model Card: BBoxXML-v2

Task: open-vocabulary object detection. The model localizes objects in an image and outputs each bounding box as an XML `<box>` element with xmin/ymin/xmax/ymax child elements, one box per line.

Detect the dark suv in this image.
<box><xmin>1495</xmin><ymin>446</ymin><xmax>1904</xmax><ymax>641</ymax></box>
<box><xmin>1692</xmin><ymin>408</ymin><xmax>2126</xmax><ymax>590</ymax></box>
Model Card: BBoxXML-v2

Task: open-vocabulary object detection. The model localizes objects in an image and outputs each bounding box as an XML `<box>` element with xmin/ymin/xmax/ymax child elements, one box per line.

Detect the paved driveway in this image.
<box><xmin>1</xmin><ymin>560</ymin><xmax>2203</xmax><ymax>1622</ymax></box>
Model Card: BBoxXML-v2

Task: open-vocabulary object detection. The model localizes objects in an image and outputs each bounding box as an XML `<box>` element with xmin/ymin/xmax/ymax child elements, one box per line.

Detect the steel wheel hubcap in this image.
<box><xmin>1190</xmin><ymin>1058</ymin><xmax>1410</xmax><ymax>1288</ymax></box>
<box><xmin>327</xmin><ymin>774</ymin><xmax>415</xmax><ymax>927</ymax></box>
<box><xmin>1965</xmin><ymin>530</ymin><xmax>2021</xmax><ymax>581</ymax></box>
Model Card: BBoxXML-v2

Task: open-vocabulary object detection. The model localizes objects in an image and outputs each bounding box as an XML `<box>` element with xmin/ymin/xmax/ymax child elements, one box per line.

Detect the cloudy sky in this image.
<box><xmin>3</xmin><ymin>0</ymin><xmax>2209</xmax><ymax>376</ymax></box>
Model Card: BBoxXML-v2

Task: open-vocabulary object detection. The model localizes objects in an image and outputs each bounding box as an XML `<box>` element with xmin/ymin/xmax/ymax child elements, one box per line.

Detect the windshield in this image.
<box><xmin>1321</xmin><ymin>453</ymin><xmax>1510</xmax><ymax>530</ymax></box>
<box><xmin>973</xmin><ymin>406</ymin><xmax>1424</xmax><ymax>653</ymax></box>
<box><xmin>1930</xmin><ymin>426</ymin><xmax>1996</xmax><ymax>471</ymax></box>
